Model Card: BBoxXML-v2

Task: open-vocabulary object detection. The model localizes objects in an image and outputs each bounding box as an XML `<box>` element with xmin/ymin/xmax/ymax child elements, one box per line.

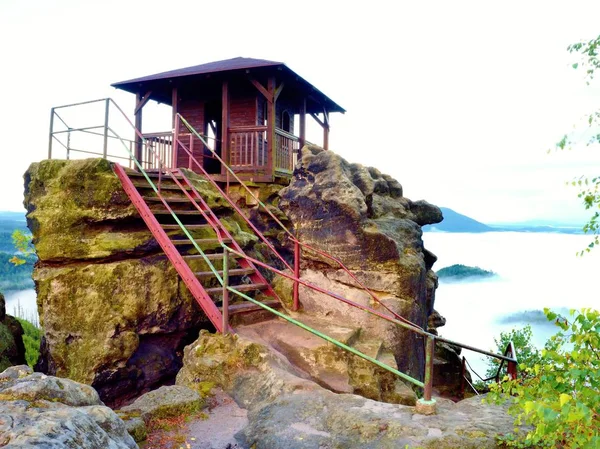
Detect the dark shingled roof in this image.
<box><xmin>111</xmin><ymin>57</ymin><xmax>345</xmax><ymax>114</ymax></box>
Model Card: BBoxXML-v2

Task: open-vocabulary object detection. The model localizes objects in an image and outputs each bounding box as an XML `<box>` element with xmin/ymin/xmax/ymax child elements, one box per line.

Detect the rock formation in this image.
<box><xmin>0</xmin><ymin>365</ymin><xmax>136</xmax><ymax>448</ymax></box>
<box><xmin>177</xmin><ymin>331</ymin><xmax>516</xmax><ymax>449</ymax></box>
<box><xmin>24</xmin><ymin>158</ymin><xmax>250</xmax><ymax>407</ymax></box>
<box><xmin>277</xmin><ymin>146</ymin><xmax>442</xmax><ymax>380</ymax></box>
<box><xmin>24</xmin><ymin>150</ymin><xmax>461</xmax><ymax>409</ymax></box>
<box><xmin>0</xmin><ymin>291</ymin><xmax>26</xmax><ymax>371</ymax></box>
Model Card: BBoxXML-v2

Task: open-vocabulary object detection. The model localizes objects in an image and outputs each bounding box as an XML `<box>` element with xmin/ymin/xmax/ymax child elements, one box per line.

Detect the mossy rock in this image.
<box><xmin>176</xmin><ymin>330</ymin><xmax>267</xmax><ymax>391</ymax></box>
<box><xmin>35</xmin><ymin>257</ymin><xmax>203</xmax><ymax>385</ymax></box>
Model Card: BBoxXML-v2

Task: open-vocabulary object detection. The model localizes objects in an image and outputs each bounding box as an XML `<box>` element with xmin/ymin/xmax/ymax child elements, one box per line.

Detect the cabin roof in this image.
<box><xmin>111</xmin><ymin>57</ymin><xmax>345</xmax><ymax>114</ymax></box>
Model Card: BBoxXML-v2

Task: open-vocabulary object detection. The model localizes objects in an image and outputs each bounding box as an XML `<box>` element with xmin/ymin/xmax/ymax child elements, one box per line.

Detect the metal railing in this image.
<box><xmin>46</xmin><ymin>98</ymin><xmax>519</xmax><ymax>405</ymax></box>
<box><xmin>48</xmin><ymin>98</ymin><xmax>165</xmax><ymax>170</ymax></box>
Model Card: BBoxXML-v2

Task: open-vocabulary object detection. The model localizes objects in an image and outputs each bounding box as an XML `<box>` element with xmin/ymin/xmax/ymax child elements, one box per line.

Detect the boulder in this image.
<box><xmin>0</xmin><ymin>292</ymin><xmax>26</xmax><ymax>371</ymax></box>
<box><xmin>23</xmin><ymin>159</ymin><xmax>246</xmax><ymax>407</ymax></box>
<box><xmin>177</xmin><ymin>331</ymin><xmax>517</xmax><ymax>449</ymax></box>
<box><xmin>278</xmin><ymin>147</ymin><xmax>442</xmax><ymax>381</ymax></box>
<box><xmin>0</xmin><ymin>365</ymin><xmax>137</xmax><ymax>449</ymax></box>
<box><xmin>119</xmin><ymin>385</ymin><xmax>204</xmax><ymax>422</ymax></box>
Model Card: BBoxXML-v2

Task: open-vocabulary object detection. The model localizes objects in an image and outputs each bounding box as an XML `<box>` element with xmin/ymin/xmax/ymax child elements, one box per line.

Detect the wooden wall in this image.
<box><xmin>177</xmin><ymin>99</ymin><xmax>205</xmax><ymax>168</ymax></box>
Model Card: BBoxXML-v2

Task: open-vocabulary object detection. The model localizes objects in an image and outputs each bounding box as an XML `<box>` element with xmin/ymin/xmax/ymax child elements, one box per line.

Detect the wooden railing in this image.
<box><xmin>142</xmin><ymin>131</ymin><xmax>173</xmax><ymax>170</ymax></box>
<box><xmin>275</xmin><ymin>128</ymin><xmax>299</xmax><ymax>173</ymax></box>
<box><xmin>229</xmin><ymin>126</ymin><xmax>268</xmax><ymax>169</ymax></box>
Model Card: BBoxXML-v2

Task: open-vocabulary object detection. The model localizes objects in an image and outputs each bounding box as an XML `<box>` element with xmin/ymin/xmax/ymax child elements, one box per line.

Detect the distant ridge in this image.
<box><xmin>423</xmin><ymin>207</ymin><xmax>583</xmax><ymax>234</ymax></box>
<box><xmin>423</xmin><ymin>207</ymin><xmax>492</xmax><ymax>233</ymax></box>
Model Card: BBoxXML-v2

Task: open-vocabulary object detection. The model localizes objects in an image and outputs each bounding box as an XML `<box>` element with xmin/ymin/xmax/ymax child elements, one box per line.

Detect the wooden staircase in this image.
<box><xmin>113</xmin><ymin>165</ymin><xmax>283</xmax><ymax>332</ymax></box>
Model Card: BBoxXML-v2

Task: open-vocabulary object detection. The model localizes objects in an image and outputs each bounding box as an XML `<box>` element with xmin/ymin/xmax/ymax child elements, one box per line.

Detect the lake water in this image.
<box><xmin>422</xmin><ymin>231</ymin><xmax>600</xmax><ymax>378</ymax></box>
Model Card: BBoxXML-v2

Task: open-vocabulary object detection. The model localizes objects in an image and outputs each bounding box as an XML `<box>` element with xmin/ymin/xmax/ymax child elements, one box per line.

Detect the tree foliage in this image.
<box><xmin>10</xmin><ymin>229</ymin><xmax>35</xmax><ymax>266</ymax></box>
<box><xmin>556</xmin><ymin>34</ymin><xmax>600</xmax><ymax>253</ymax></box>
<box><xmin>485</xmin><ymin>325</ymin><xmax>542</xmax><ymax>381</ymax></box>
<box><xmin>487</xmin><ymin>309</ymin><xmax>600</xmax><ymax>448</ymax></box>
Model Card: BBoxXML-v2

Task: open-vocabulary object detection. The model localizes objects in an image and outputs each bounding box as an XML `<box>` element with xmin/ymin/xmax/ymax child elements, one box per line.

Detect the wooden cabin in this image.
<box><xmin>112</xmin><ymin>57</ymin><xmax>345</xmax><ymax>183</ymax></box>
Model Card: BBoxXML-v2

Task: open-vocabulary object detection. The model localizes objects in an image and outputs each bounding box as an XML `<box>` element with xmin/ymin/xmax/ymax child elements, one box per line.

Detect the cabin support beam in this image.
<box><xmin>310</xmin><ymin>111</ymin><xmax>330</xmax><ymax>151</ymax></box>
<box><xmin>221</xmin><ymin>81</ymin><xmax>230</xmax><ymax>176</ymax></box>
<box><xmin>134</xmin><ymin>92</ymin><xmax>145</xmax><ymax>163</ymax></box>
<box><xmin>299</xmin><ymin>98</ymin><xmax>306</xmax><ymax>149</ymax></box>
<box><xmin>171</xmin><ymin>86</ymin><xmax>179</xmax><ymax>168</ymax></box>
<box><xmin>267</xmin><ymin>76</ymin><xmax>276</xmax><ymax>176</ymax></box>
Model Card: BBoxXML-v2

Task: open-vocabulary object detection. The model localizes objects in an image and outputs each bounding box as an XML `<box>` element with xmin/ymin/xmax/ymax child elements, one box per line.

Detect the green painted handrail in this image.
<box><xmin>225</xmin><ymin>278</ymin><xmax>425</xmax><ymax>389</ymax></box>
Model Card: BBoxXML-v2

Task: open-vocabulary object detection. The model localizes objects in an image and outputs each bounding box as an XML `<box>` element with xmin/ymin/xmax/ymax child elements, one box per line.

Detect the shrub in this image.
<box><xmin>487</xmin><ymin>308</ymin><xmax>600</xmax><ymax>448</ymax></box>
<box><xmin>16</xmin><ymin>317</ymin><xmax>41</xmax><ymax>367</ymax></box>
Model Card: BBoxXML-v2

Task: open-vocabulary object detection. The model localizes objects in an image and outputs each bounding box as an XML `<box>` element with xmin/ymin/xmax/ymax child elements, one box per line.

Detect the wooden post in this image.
<box><xmin>267</xmin><ymin>76</ymin><xmax>276</xmax><ymax>177</ymax></box>
<box><xmin>134</xmin><ymin>92</ymin><xmax>144</xmax><ymax>164</ymax></box>
<box><xmin>323</xmin><ymin>110</ymin><xmax>329</xmax><ymax>151</ymax></box>
<box><xmin>221</xmin><ymin>81</ymin><xmax>229</xmax><ymax>175</ymax></box>
<box><xmin>299</xmin><ymin>98</ymin><xmax>306</xmax><ymax>150</ymax></box>
<box><xmin>171</xmin><ymin>86</ymin><xmax>178</xmax><ymax>169</ymax></box>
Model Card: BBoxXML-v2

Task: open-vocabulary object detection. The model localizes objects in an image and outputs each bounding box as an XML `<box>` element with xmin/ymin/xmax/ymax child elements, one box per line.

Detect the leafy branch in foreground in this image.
<box><xmin>487</xmin><ymin>308</ymin><xmax>600</xmax><ymax>448</ymax></box>
<box><xmin>10</xmin><ymin>229</ymin><xmax>35</xmax><ymax>266</ymax></box>
<box><xmin>555</xmin><ymin>34</ymin><xmax>600</xmax><ymax>254</ymax></box>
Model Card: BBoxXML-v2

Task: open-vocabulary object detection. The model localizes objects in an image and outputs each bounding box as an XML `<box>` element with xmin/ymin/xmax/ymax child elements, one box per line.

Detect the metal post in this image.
<box><xmin>103</xmin><ymin>98</ymin><xmax>110</xmax><ymax>158</ymax></box>
<box><xmin>508</xmin><ymin>361</ymin><xmax>517</xmax><ymax>380</ymax></box>
<box><xmin>66</xmin><ymin>128</ymin><xmax>71</xmax><ymax>160</ymax></box>
<box><xmin>48</xmin><ymin>108</ymin><xmax>55</xmax><ymax>159</ymax></box>
<box><xmin>293</xmin><ymin>239</ymin><xmax>300</xmax><ymax>311</ymax></box>
<box><xmin>423</xmin><ymin>335</ymin><xmax>435</xmax><ymax>401</ymax></box>
<box><xmin>222</xmin><ymin>248</ymin><xmax>229</xmax><ymax>334</ymax></box>
<box><xmin>460</xmin><ymin>356</ymin><xmax>466</xmax><ymax>398</ymax></box>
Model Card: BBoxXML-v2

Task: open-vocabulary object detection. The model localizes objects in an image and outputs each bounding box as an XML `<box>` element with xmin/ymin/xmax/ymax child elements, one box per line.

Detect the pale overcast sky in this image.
<box><xmin>1</xmin><ymin>0</ymin><xmax>599</xmax><ymax>224</ymax></box>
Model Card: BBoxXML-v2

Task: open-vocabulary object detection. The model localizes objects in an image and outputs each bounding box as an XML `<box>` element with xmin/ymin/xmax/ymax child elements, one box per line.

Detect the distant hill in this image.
<box><xmin>423</xmin><ymin>207</ymin><xmax>493</xmax><ymax>233</ymax></box>
<box><xmin>423</xmin><ymin>207</ymin><xmax>583</xmax><ymax>234</ymax></box>
<box><xmin>437</xmin><ymin>264</ymin><xmax>497</xmax><ymax>281</ymax></box>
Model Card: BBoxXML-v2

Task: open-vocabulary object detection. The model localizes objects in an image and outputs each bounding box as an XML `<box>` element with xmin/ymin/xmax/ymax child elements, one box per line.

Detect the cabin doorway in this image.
<box><xmin>203</xmin><ymin>101</ymin><xmax>222</xmax><ymax>174</ymax></box>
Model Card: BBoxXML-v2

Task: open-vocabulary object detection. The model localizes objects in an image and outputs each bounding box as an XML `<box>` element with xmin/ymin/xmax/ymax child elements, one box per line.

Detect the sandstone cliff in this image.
<box><xmin>24</xmin><ymin>159</ymin><xmax>251</xmax><ymax>406</ymax></box>
<box><xmin>277</xmin><ymin>146</ymin><xmax>442</xmax><ymax>379</ymax></box>
<box><xmin>24</xmin><ymin>150</ymin><xmax>446</xmax><ymax>406</ymax></box>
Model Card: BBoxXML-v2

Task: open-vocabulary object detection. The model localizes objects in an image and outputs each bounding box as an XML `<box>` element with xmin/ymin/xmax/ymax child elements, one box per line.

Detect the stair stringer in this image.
<box><xmin>113</xmin><ymin>164</ymin><xmax>225</xmax><ymax>332</ymax></box>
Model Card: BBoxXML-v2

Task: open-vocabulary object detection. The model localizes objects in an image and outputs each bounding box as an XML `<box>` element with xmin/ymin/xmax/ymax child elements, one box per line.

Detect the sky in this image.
<box><xmin>0</xmin><ymin>0</ymin><xmax>599</xmax><ymax>224</ymax></box>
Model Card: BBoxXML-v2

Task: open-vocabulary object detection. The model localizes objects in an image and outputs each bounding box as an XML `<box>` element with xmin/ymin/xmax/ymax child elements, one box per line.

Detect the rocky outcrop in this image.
<box><xmin>177</xmin><ymin>331</ymin><xmax>516</xmax><ymax>449</ymax></box>
<box><xmin>23</xmin><ymin>159</ymin><xmax>250</xmax><ymax>407</ymax></box>
<box><xmin>278</xmin><ymin>147</ymin><xmax>443</xmax><ymax>380</ymax></box>
<box><xmin>0</xmin><ymin>365</ymin><xmax>137</xmax><ymax>448</ymax></box>
<box><xmin>0</xmin><ymin>292</ymin><xmax>26</xmax><ymax>371</ymax></box>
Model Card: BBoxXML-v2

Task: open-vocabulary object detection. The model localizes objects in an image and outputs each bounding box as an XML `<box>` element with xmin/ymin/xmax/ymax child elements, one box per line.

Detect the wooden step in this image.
<box><xmin>143</xmin><ymin>196</ymin><xmax>197</xmax><ymax>203</ymax></box>
<box><xmin>161</xmin><ymin>224</ymin><xmax>211</xmax><ymax>230</ymax></box>
<box><xmin>194</xmin><ymin>268</ymin><xmax>255</xmax><ymax>279</ymax></box>
<box><xmin>182</xmin><ymin>253</ymin><xmax>241</xmax><ymax>261</ymax></box>
<box><xmin>133</xmin><ymin>182</ymin><xmax>192</xmax><ymax>191</ymax></box>
<box><xmin>205</xmin><ymin>283</ymin><xmax>267</xmax><ymax>295</ymax></box>
<box><xmin>150</xmin><ymin>209</ymin><xmax>203</xmax><ymax>215</ymax></box>
<box><xmin>219</xmin><ymin>300</ymin><xmax>281</xmax><ymax>315</ymax></box>
<box><xmin>127</xmin><ymin>171</ymin><xmax>183</xmax><ymax>180</ymax></box>
<box><xmin>172</xmin><ymin>237</ymin><xmax>231</xmax><ymax>246</ymax></box>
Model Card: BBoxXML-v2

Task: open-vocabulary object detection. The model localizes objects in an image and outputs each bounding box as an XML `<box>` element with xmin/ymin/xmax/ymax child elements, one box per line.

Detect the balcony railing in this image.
<box><xmin>229</xmin><ymin>126</ymin><xmax>268</xmax><ymax>169</ymax></box>
<box><xmin>275</xmin><ymin>128</ymin><xmax>299</xmax><ymax>174</ymax></box>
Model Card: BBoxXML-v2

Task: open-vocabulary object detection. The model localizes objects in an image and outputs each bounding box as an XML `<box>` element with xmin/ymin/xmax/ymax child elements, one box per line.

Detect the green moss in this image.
<box><xmin>177</xmin><ymin>331</ymin><xmax>268</xmax><ymax>391</ymax></box>
<box><xmin>35</xmin><ymin>257</ymin><xmax>191</xmax><ymax>384</ymax></box>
